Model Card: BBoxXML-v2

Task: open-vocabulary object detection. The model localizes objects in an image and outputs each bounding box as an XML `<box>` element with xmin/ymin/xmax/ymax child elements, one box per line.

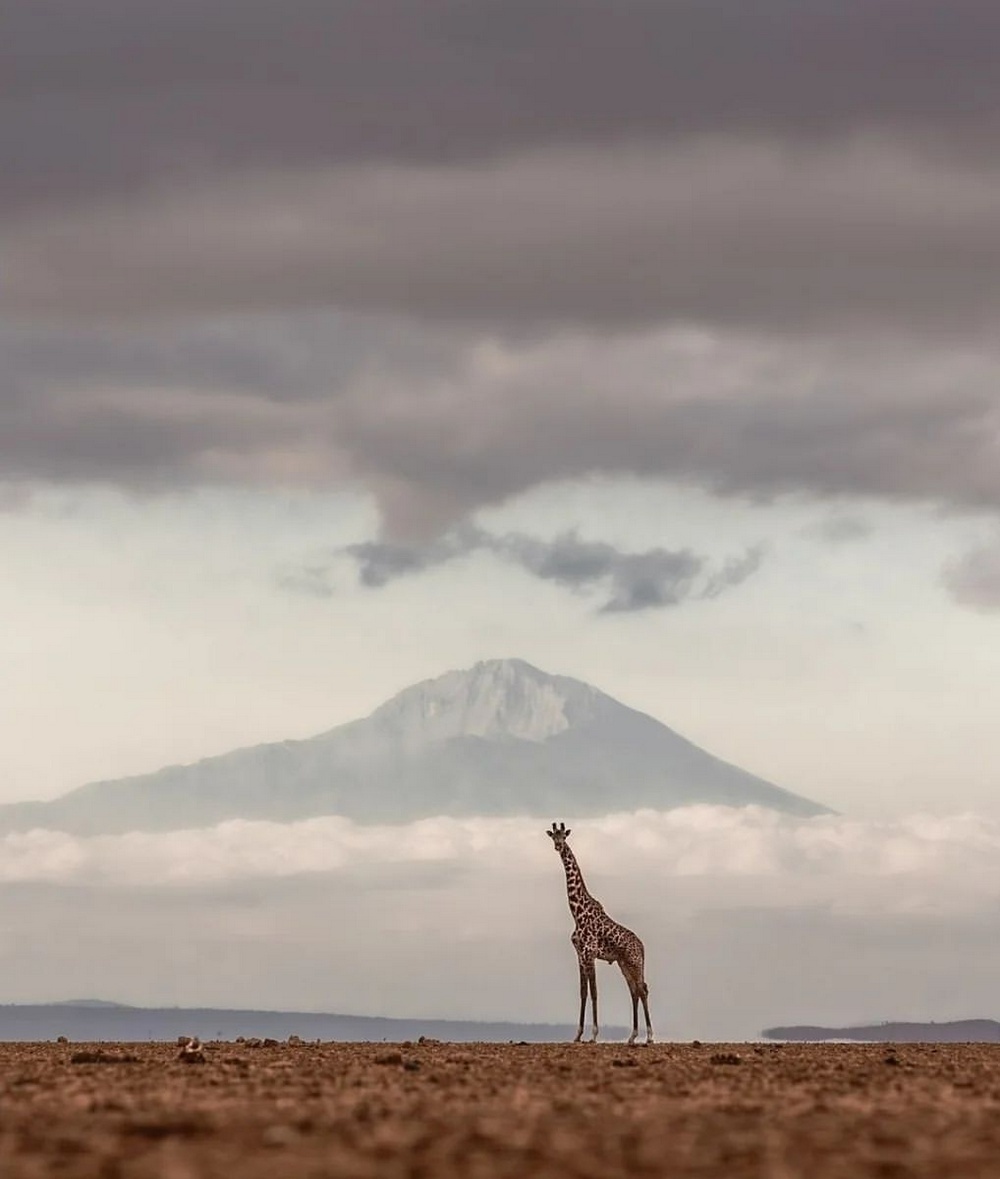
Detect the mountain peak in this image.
<box><xmin>370</xmin><ymin>658</ymin><xmax>600</xmax><ymax>746</ymax></box>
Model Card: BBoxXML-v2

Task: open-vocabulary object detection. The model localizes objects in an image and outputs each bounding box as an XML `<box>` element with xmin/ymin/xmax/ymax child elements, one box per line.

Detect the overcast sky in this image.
<box><xmin>2</xmin><ymin>0</ymin><xmax>1000</xmax><ymax>1021</ymax></box>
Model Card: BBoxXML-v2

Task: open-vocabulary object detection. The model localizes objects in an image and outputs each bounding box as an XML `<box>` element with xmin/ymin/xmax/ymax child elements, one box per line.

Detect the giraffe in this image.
<box><xmin>547</xmin><ymin>821</ymin><xmax>654</xmax><ymax>1045</ymax></box>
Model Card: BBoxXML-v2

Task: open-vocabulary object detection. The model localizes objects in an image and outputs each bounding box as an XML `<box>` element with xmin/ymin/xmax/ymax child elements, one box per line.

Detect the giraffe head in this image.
<box><xmin>546</xmin><ymin>821</ymin><xmax>572</xmax><ymax>850</ymax></box>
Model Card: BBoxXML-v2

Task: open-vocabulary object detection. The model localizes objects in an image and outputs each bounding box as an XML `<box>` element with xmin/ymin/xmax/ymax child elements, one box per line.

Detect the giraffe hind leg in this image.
<box><xmin>628</xmin><ymin>981</ymin><xmax>639</xmax><ymax>1046</ymax></box>
<box><xmin>640</xmin><ymin>980</ymin><xmax>654</xmax><ymax>1044</ymax></box>
<box><xmin>622</xmin><ymin>962</ymin><xmax>651</xmax><ymax>1045</ymax></box>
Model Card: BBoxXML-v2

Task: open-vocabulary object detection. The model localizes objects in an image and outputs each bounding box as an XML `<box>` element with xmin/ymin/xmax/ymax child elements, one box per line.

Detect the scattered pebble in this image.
<box><xmin>177</xmin><ymin>1037</ymin><xmax>207</xmax><ymax>1064</ymax></box>
<box><xmin>262</xmin><ymin>1124</ymin><xmax>299</xmax><ymax>1148</ymax></box>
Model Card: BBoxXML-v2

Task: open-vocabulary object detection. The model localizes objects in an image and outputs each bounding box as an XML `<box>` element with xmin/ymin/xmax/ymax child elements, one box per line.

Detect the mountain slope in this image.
<box><xmin>0</xmin><ymin>659</ymin><xmax>828</xmax><ymax>834</ymax></box>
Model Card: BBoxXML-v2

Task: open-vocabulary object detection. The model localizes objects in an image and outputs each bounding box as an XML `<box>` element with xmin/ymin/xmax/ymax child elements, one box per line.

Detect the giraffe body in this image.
<box><xmin>547</xmin><ymin>821</ymin><xmax>654</xmax><ymax>1045</ymax></box>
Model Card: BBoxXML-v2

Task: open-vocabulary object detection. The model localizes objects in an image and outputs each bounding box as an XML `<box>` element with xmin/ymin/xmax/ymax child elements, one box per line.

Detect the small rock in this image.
<box><xmin>710</xmin><ymin>1052</ymin><xmax>742</xmax><ymax>1066</ymax></box>
<box><xmin>287</xmin><ymin>1034</ymin><xmax>302</xmax><ymax>1046</ymax></box>
<box><xmin>262</xmin><ymin>1124</ymin><xmax>299</xmax><ymax>1148</ymax></box>
<box><xmin>262</xmin><ymin>1038</ymin><xmax>279</xmax><ymax>1048</ymax></box>
<box><xmin>692</xmin><ymin>1040</ymin><xmax>702</xmax><ymax>1048</ymax></box>
<box><xmin>177</xmin><ymin>1037</ymin><xmax>207</xmax><ymax>1064</ymax></box>
<box><xmin>375</xmin><ymin>1051</ymin><xmax>403</xmax><ymax>1066</ymax></box>
<box><xmin>56</xmin><ymin>1035</ymin><xmax>69</xmax><ymax>1044</ymax></box>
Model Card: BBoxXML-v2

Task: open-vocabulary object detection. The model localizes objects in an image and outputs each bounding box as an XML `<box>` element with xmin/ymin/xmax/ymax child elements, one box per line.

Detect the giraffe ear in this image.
<box><xmin>565</xmin><ymin>828</ymin><xmax>571</xmax><ymax>838</ymax></box>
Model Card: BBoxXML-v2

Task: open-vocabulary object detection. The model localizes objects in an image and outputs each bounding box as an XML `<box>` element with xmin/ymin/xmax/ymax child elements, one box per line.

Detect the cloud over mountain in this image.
<box><xmin>338</xmin><ymin>528</ymin><xmax>763</xmax><ymax>613</ymax></box>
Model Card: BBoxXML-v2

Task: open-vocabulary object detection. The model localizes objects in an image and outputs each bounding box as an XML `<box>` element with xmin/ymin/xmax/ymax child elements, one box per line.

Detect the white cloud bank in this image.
<box><xmin>3</xmin><ymin>807</ymin><xmax>999</xmax><ymax>915</ymax></box>
<box><xmin>3</xmin><ymin>808</ymin><xmax>1000</xmax><ymax>1037</ymax></box>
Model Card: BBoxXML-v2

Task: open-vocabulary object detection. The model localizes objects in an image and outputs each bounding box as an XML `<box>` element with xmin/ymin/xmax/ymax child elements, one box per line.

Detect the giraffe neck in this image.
<box><xmin>559</xmin><ymin>843</ymin><xmax>598</xmax><ymax>919</ymax></box>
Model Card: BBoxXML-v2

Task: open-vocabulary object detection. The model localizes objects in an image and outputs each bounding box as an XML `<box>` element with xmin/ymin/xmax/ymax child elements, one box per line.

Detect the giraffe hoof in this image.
<box><xmin>627</xmin><ymin>1035</ymin><xmax>637</xmax><ymax>1046</ymax></box>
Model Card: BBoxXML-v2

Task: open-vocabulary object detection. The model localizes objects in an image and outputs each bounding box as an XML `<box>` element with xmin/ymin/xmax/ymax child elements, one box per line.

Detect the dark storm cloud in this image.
<box><xmin>4</xmin><ymin>0</ymin><xmax>1000</xmax><ymax>215</ymax></box>
<box><xmin>345</xmin><ymin>534</ymin><xmax>470</xmax><ymax>588</ymax></box>
<box><xmin>3</xmin><ymin>0</ymin><xmax>999</xmax><ymax>333</ymax></box>
<box><xmin>0</xmin><ymin>316</ymin><xmax>461</xmax><ymax>405</ymax></box>
<box><xmin>0</xmin><ymin>313</ymin><xmax>461</xmax><ymax>488</ymax></box>
<box><xmin>3</xmin><ymin>0</ymin><xmax>1000</xmax><ymax>542</ymax></box>
<box><xmin>487</xmin><ymin>530</ymin><xmax>707</xmax><ymax>613</ymax></box>
<box><xmin>336</xmin><ymin>528</ymin><xmax>763</xmax><ymax>613</ymax></box>
<box><xmin>327</xmin><ymin>331</ymin><xmax>1000</xmax><ymax>537</ymax></box>
<box><xmin>6</xmin><ymin>141</ymin><xmax>1000</xmax><ymax>332</ymax></box>
<box><xmin>5</xmin><ymin>317</ymin><xmax>1000</xmax><ymax>540</ymax></box>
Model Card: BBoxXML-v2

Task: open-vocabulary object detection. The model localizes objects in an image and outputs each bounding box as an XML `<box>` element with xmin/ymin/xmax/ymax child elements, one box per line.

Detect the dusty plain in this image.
<box><xmin>2</xmin><ymin>1039</ymin><xmax>1000</xmax><ymax>1177</ymax></box>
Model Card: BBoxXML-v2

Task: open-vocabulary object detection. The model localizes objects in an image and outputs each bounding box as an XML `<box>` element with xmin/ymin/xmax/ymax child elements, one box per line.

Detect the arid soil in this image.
<box><xmin>2</xmin><ymin>1040</ymin><xmax>1000</xmax><ymax>1177</ymax></box>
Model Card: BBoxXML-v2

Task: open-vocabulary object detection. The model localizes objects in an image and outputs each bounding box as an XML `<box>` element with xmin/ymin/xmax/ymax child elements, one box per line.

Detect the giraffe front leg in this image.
<box><xmin>587</xmin><ymin>963</ymin><xmax>599</xmax><ymax>1042</ymax></box>
<box><xmin>574</xmin><ymin>959</ymin><xmax>587</xmax><ymax>1043</ymax></box>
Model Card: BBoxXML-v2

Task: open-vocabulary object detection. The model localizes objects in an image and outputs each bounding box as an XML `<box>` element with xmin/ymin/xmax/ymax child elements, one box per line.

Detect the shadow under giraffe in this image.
<box><xmin>547</xmin><ymin>821</ymin><xmax>654</xmax><ymax>1045</ymax></box>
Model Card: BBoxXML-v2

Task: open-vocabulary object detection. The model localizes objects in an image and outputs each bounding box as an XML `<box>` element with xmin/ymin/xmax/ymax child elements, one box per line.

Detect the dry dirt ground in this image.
<box><xmin>2</xmin><ymin>1040</ymin><xmax>1000</xmax><ymax>1178</ymax></box>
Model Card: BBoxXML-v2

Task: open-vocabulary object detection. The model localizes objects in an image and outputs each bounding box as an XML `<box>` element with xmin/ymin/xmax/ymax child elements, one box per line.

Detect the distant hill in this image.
<box><xmin>0</xmin><ymin>658</ymin><xmax>828</xmax><ymax>835</ymax></box>
<box><xmin>764</xmin><ymin>1020</ymin><xmax>1000</xmax><ymax>1043</ymax></box>
<box><xmin>0</xmin><ymin>1003</ymin><xmax>619</xmax><ymax>1044</ymax></box>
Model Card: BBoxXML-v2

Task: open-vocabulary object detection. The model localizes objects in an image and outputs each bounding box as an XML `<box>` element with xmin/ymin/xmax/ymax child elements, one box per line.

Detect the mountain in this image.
<box><xmin>0</xmin><ymin>658</ymin><xmax>828</xmax><ymax>835</ymax></box>
<box><xmin>764</xmin><ymin>1020</ymin><xmax>1000</xmax><ymax>1043</ymax></box>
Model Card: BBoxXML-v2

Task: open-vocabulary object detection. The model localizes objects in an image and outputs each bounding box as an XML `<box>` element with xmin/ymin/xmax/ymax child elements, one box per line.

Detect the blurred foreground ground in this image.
<box><xmin>2</xmin><ymin>1040</ymin><xmax>999</xmax><ymax>1177</ymax></box>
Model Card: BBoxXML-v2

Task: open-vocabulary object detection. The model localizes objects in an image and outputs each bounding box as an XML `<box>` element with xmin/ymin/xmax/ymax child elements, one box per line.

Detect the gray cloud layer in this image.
<box><xmin>5</xmin><ymin>142</ymin><xmax>1000</xmax><ymax>332</ymax></box>
<box><xmin>338</xmin><ymin>528</ymin><xmax>763</xmax><ymax>613</ymax></box>
<box><xmin>3</xmin><ymin>0</ymin><xmax>1000</xmax><ymax>563</ymax></box>
<box><xmin>5</xmin><ymin>322</ymin><xmax>1000</xmax><ymax>542</ymax></box>
<box><xmin>4</xmin><ymin>0</ymin><xmax>1000</xmax><ymax>215</ymax></box>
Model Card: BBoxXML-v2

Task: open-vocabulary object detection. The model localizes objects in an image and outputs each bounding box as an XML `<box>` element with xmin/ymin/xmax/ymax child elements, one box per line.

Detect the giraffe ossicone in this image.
<box><xmin>546</xmin><ymin>821</ymin><xmax>654</xmax><ymax>1046</ymax></box>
